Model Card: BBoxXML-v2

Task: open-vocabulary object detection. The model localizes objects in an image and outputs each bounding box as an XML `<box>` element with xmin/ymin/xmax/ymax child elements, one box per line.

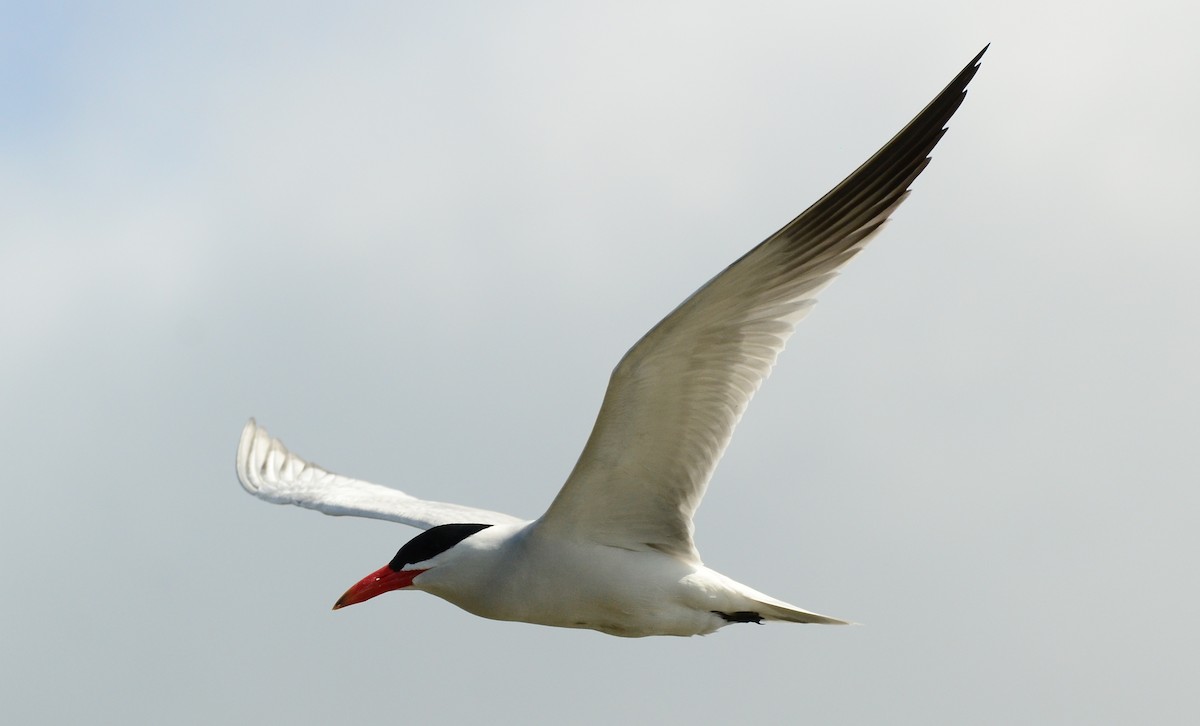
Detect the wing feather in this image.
<box><xmin>537</xmin><ymin>48</ymin><xmax>987</xmax><ymax>561</ymax></box>
<box><xmin>236</xmin><ymin>419</ymin><xmax>525</xmax><ymax>530</ymax></box>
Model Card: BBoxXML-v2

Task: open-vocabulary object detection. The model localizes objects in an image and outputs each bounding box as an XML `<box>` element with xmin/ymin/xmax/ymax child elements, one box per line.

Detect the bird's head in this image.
<box><xmin>332</xmin><ymin>523</ymin><xmax>494</xmax><ymax>610</ymax></box>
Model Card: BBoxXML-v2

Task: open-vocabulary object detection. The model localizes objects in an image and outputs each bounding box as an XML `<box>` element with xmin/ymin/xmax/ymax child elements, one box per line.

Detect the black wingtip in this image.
<box><xmin>934</xmin><ymin>45</ymin><xmax>988</xmax><ymax>113</ymax></box>
<box><xmin>961</xmin><ymin>45</ymin><xmax>989</xmax><ymax>89</ymax></box>
<box><xmin>762</xmin><ymin>45</ymin><xmax>987</xmax><ymax>251</ymax></box>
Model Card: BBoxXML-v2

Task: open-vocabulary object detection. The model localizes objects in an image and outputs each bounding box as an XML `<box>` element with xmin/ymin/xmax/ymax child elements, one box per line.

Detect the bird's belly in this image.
<box><xmin>427</xmin><ymin>544</ymin><xmax>727</xmax><ymax>637</ymax></box>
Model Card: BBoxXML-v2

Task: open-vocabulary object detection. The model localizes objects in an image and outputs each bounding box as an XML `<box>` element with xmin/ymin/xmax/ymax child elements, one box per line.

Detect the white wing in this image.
<box><xmin>536</xmin><ymin>48</ymin><xmax>986</xmax><ymax>562</ymax></box>
<box><xmin>236</xmin><ymin>419</ymin><xmax>525</xmax><ymax>530</ymax></box>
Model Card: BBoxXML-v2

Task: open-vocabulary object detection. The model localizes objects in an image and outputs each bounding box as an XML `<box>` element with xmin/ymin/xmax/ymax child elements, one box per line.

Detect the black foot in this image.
<box><xmin>712</xmin><ymin>610</ymin><xmax>763</xmax><ymax>624</ymax></box>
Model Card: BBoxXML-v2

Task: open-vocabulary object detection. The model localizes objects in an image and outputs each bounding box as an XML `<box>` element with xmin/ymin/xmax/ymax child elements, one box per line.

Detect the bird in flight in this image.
<box><xmin>237</xmin><ymin>47</ymin><xmax>986</xmax><ymax>637</ymax></box>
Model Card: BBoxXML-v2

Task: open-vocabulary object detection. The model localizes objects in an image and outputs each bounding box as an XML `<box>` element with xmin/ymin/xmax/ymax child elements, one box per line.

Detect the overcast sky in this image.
<box><xmin>4</xmin><ymin>2</ymin><xmax>1198</xmax><ymax>724</ymax></box>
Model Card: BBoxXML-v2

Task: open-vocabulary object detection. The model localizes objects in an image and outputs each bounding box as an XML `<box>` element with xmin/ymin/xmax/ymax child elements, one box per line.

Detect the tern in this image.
<box><xmin>236</xmin><ymin>47</ymin><xmax>985</xmax><ymax>637</ymax></box>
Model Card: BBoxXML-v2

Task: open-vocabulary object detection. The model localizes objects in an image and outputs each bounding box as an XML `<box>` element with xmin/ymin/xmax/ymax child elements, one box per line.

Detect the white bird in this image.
<box><xmin>236</xmin><ymin>47</ymin><xmax>985</xmax><ymax>637</ymax></box>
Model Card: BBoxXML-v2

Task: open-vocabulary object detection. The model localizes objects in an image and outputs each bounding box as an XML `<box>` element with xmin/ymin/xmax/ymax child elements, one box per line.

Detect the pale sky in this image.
<box><xmin>4</xmin><ymin>2</ymin><xmax>1198</xmax><ymax>724</ymax></box>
